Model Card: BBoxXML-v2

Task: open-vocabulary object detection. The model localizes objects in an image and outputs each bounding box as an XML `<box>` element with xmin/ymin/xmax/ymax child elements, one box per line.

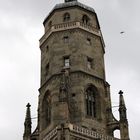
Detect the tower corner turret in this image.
<box><xmin>119</xmin><ymin>90</ymin><xmax>130</xmax><ymax>140</ymax></box>
<box><xmin>23</xmin><ymin>103</ymin><xmax>32</xmax><ymax>140</ymax></box>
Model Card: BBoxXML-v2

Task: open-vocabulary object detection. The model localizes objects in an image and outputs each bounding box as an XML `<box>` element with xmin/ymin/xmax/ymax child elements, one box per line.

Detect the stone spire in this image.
<box><xmin>23</xmin><ymin>103</ymin><xmax>32</xmax><ymax>140</ymax></box>
<box><xmin>65</xmin><ymin>0</ymin><xmax>77</xmax><ymax>3</ymax></box>
<box><xmin>119</xmin><ymin>90</ymin><xmax>127</xmax><ymax>121</ymax></box>
<box><xmin>118</xmin><ymin>91</ymin><xmax>130</xmax><ymax>140</ymax></box>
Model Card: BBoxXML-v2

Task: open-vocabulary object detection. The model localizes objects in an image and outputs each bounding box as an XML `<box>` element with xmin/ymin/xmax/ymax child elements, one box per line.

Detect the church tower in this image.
<box><xmin>23</xmin><ymin>0</ymin><xmax>130</xmax><ymax>140</ymax></box>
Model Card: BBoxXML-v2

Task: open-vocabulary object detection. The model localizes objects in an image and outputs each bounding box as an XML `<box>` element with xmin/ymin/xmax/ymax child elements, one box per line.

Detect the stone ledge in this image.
<box><xmin>43</xmin><ymin>123</ymin><xmax>120</xmax><ymax>140</ymax></box>
<box><xmin>40</xmin><ymin>21</ymin><xmax>101</xmax><ymax>46</ymax></box>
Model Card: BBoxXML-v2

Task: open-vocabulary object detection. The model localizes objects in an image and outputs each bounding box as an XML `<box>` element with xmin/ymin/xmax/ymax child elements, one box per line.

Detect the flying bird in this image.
<box><xmin>120</xmin><ymin>31</ymin><xmax>125</xmax><ymax>34</ymax></box>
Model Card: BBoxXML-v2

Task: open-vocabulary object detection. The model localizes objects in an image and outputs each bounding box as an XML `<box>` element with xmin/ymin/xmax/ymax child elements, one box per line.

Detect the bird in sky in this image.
<box><xmin>120</xmin><ymin>31</ymin><xmax>125</xmax><ymax>34</ymax></box>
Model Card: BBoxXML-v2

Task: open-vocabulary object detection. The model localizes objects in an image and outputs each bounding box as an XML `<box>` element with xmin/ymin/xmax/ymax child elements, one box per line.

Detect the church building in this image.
<box><xmin>23</xmin><ymin>0</ymin><xmax>130</xmax><ymax>140</ymax></box>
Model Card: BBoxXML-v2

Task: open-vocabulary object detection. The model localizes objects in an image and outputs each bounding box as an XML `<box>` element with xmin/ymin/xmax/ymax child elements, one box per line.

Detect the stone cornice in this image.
<box><xmin>39</xmin><ymin>70</ymin><xmax>107</xmax><ymax>93</ymax></box>
<box><xmin>39</xmin><ymin>21</ymin><xmax>105</xmax><ymax>52</ymax></box>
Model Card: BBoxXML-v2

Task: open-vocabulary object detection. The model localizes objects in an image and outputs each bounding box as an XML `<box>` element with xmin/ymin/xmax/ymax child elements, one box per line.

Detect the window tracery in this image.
<box><xmin>86</xmin><ymin>86</ymin><xmax>96</xmax><ymax>117</ymax></box>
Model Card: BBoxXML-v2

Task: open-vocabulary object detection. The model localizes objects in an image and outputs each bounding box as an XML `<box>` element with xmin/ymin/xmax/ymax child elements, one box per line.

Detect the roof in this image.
<box><xmin>43</xmin><ymin>1</ymin><xmax>95</xmax><ymax>25</ymax></box>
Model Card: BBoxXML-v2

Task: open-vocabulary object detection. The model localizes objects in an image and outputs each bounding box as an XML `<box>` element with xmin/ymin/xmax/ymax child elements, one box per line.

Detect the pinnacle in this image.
<box><xmin>26</xmin><ymin>103</ymin><xmax>31</xmax><ymax>108</ymax></box>
<box><xmin>119</xmin><ymin>90</ymin><xmax>123</xmax><ymax>95</ymax></box>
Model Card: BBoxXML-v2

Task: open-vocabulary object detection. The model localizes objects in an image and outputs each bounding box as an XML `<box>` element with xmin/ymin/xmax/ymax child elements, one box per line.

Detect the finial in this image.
<box><xmin>119</xmin><ymin>90</ymin><xmax>125</xmax><ymax>106</ymax></box>
<box><xmin>119</xmin><ymin>90</ymin><xmax>123</xmax><ymax>95</ymax></box>
<box><xmin>26</xmin><ymin>103</ymin><xmax>31</xmax><ymax>108</ymax></box>
<box><xmin>25</xmin><ymin>103</ymin><xmax>31</xmax><ymax>119</ymax></box>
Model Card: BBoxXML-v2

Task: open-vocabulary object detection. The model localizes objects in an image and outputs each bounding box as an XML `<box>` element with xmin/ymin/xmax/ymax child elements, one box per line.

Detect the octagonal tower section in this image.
<box><xmin>38</xmin><ymin>1</ymin><xmax>110</xmax><ymax>139</ymax></box>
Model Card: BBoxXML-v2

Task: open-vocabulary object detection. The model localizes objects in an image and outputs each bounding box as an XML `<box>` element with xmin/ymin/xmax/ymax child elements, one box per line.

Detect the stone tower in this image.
<box><xmin>23</xmin><ymin>0</ymin><xmax>130</xmax><ymax>140</ymax></box>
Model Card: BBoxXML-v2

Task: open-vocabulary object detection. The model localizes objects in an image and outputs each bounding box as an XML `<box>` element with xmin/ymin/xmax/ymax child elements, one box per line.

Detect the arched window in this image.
<box><xmin>86</xmin><ymin>86</ymin><xmax>96</xmax><ymax>117</ymax></box>
<box><xmin>63</xmin><ymin>13</ymin><xmax>70</xmax><ymax>22</ymax></box>
<box><xmin>42</xmin><ymin>91</ymin><xmax>51</xmax><ymax>129</ymax></box>
<box><xmin>82</xmin><ymin>15</ymin><xmax>90</xmax><ymax>25</ymax></box>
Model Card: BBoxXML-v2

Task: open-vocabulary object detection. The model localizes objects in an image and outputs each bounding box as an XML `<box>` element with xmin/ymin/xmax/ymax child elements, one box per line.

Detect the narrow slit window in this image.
<box><xmin>64</xmin><ymin>13</ymin><xmax>70</xmax><ymax>22</ymax></box>
<box><xmin>87</xmin><ymin>58</ymin><xmax>92</xmax><ymax>69</ymax></box>
<box><xmin>87</xmin><ymin>38</ymin><xmax>91</xmax><ymax>45</ymax></box>
<box><xmin>46</xmin><ymin>45</ymin><xmax>49</xmax><ymax>52</ymax></box>
<box><xmin>82</xmin><ymin>15</ymin><xmax>90</xmax><ymax>25</ymax></box>
<box><xmin>45</xmin><ymin>63</ymin><xmax>49</xmax><ymax>76</ymax></box>
<box><xmin>64</xmin><ymin>57</ymin><xmax>70</xmax><ymax>67</ymax></box>
<box><xmin>63</xmin><ymin>36</ymin><xmax>69</xmax><ymax>43</ymax></box>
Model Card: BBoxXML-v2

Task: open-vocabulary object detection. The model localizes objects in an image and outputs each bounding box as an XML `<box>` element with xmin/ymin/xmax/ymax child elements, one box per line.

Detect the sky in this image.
<box><xmin>0</xmin><ymin>0</ymin><xmax>140</xmax><ymax>139</ymax></box>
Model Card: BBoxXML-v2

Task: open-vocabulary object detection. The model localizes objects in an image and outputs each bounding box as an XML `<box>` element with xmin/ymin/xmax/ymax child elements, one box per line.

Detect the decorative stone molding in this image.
<box><xmin>69</xmin><ymin>124</ymin><xmax>120</xmax><ymax>140</ymax></box>
<box><xmin>40</xmin><ymin>21</ymin><xmax>101</xmax><ymax>46</ymax></box>
<box><xmin>42</xmin><ymin>123</ymin><xmax>120</xmax><ymax>140</ymax></box>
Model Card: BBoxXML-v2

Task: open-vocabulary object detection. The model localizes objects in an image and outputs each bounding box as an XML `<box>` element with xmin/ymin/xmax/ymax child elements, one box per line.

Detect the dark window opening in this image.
<box><xmin>46</xmin><ymin>45</ymin><xmax>49</xmax><ymax>52</ymax></box>
<box><xmin>63</xmin><ymin>36</ymin><xmax>69</xmax><ymax>43</ymax></box>
<box><xmin>45</xmin><ymin>63</ymin><xmax>49</xmax><ymax>76</ymax></box>
<box><xmin>82</xmin><ymin>15</ymin><xmax>90</xmax><ymax>25</ymax></box>
<box><xmin>64</xmin><ymin>13</ymin><xmax>70</xmax><ymax>22</ymax></box>
<box><xmin>87</xmin><ymin>38</ymin><xmax>91</xmax><ymax>45</ymax></box>
<box><xmin>64</xmin><ymin>56</ymin><xmax>70</xmax><ymax>67</ymax></box>
<box><xmin>87</xmin><ymin>57</ymin><xmax>92</xmax><ymax>69</ymax></box>
<box><xmin>72</xmin><ymin>93</ymin><xmax>76</xmax><ymax>97</ymax></box>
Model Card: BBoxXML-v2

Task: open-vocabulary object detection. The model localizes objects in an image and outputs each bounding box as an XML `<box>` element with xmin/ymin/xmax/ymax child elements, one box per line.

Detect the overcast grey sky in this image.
<box><xmin>0</xmin><ymin>0</ymin><xmax>140</xmax><ymax>139</ymax></box>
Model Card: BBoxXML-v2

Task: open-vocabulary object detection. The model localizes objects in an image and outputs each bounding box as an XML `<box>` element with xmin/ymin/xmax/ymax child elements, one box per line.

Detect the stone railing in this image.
<box><xmin>54</xmin><ymin>21</ymin><xmax>77</xmax><ymax>30</ymax></box>
<box><xmin>79</xmin><ymin>22</ymin><xmax>99</xmax><ymax>33</ymax></box>
<box><xmin>40</xmin><ymin>21</ymin><xmax>101</xmax><ymax>46</ymax></box>
<box><xmin>42</xmin><ymin>123</ymin><xmax>120</xmax><ymax>140</ymax></box>
<box><xmin>43</xmin><ymin>127</ymin><xmax>58</xmax><ymax>140</ymax></box>
<box><xmin>69</xmin><ymin>124</ymin><xmax>120</xmax><ymax>140</ymax></box>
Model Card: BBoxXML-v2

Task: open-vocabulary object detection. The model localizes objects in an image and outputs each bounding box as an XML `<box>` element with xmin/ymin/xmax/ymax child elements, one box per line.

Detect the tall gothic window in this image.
<box><xmin>86</xmin><ymin>86</ymin><xmax>96</xmax><ymax>117</ymax></box>
<box><xmin>42</xmin><ymin>91</ymin><xmax>51</xmax><ymax>129</ymax></box>
<box><xmin>64</xmin><ymin>13</ymin><xmax>70</xmax><ymax>22</ymax></box>
<box><xmin>82</xmin><ymin>15</ymin><xmax>90</xmax><ymax>25</ymax></box>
